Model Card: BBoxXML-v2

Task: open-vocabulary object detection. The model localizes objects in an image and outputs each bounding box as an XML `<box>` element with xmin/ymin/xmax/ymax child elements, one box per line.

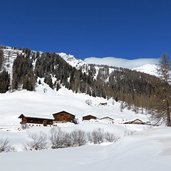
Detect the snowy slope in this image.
<box><xmin>2</xmin><ymin>47</ymin><xmax>22</xmax><ymax>84</ymax></box>
<box><xmin>0</xmin><ymin>84</ymin><xmax>149</xmax><ymax>128</ymax></box>
<box><xmin>133</xmin><ymin>64</ymin><xmax>158</xmax><ymax>76</ymax></box>
<box><xmin>0</xmin><ymin>127</ymin><xmax>171</xmax><ymax>171</ymax></box>
<box><xmin>84</xmin><ymin>56</ymin><xmax>159</xmax><ymax>76</ymax></box>
<box><xmin>58</xmin><ymin>52</ymin><xmax>87</xmax><ymax>70</ymax></box>
<box><xmin>59</xmin><ymin>53</ymin><xmax>159</xmax><ymax>76</ymax></box>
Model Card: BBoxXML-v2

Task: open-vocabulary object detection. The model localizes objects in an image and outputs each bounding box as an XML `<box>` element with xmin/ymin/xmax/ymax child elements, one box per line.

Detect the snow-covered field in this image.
<box><xmin>1</xmin><ymin>127</ymin><xmax>171</xmax><ymax>171</ymax></box>
<box><xmin>0</xmin><ymin>85</ymin><xmax>170</xmax><ymax>171</ymax></box>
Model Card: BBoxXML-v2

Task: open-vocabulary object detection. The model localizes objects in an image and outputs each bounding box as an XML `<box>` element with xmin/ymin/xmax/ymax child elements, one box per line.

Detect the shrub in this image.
<box><xmin>70</xmin><ymin>130</ymin><xmax>86</xmax><ymax>146</ymax></box>
<box><xmin>104</xmin><ymin>132</ymin><xmax>118</xmax><ymax>142</ymax></box>
<box><xmin>63</xmin><ymin>132</ymin><xmax>73</xmax><ymax>147</ymax></box>
<box><xmin>50</xmin><ymin>128</ymin><xmax>87</xmax><ymax>148</ymax></box>
<box><xmin>0</xmin><ymin>139</ymin><xmax>15</xmax><ymax>153</ymax></box>
<box><xmin>50</xmin><ymin>128</ymin><xmax>119</xmax><ymax>149</ymax></box>
<box><xmin>24</xmin><ymin>132</ymin><xmax>48</xmax><ymax>151</ymax></box>
<box><xmin>50</xmin><ymin>127</ymin><xmax>66</xmax><ymax>149</ymax></box>
<box><xmin>91</xmin><ymin>128</ymin><xmax>104</xmax><ymax>144</ymax></box>
<box><xmin>87</xmin><ymin>129</ymin><xmax>119</xmax><ymax>144</ymax></box>
<box><xmin>85</xmin><ymin>99</ymin><xmax>92</xmax><ymax>106</ymax></box>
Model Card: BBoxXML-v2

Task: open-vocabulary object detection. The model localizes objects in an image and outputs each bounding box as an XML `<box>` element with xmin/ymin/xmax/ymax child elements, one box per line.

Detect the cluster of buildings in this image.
<box><xmin>18</xmin><ymin>111</ymin><xmax>146</xmax><ymax>127</ymax></box>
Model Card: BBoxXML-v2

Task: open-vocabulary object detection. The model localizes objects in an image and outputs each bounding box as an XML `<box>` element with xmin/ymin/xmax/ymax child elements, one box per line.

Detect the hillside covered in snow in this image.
<box><xmin>0</xmin><ymin>45</ymin><xmax>166</xmax><ymax>116</ymax></box>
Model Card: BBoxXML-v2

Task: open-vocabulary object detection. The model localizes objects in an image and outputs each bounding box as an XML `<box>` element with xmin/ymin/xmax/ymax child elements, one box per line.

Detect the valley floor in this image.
<box><xmin>0</xmin><ymin>127</ymin><xmax>171</xmax><ymax>171</ymax></box>
<box><xmin>0</xmin><ymin>88</ymin><xmax>170</xmax><ymax>171</ymax></box>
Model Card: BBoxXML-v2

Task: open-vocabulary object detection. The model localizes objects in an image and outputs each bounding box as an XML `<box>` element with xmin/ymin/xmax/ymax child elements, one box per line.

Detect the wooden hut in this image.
<box><xmin>53</xmin><ymin>111</ymin><xmax>75</xmax><ymax>123</ymax></box>
<box><xmin>18</xmin><ymin>114</ymin><xmax>53</xmax><ymax>126</ymax></box>
<box><xmin>124</xmin><ymin>119</ymin><xmax>145</xmax><ymax>125</ymax></box>
<box><xmin>82</xmin><ymin>115</ymin><xmax>97</xmax><ymax>121</ymax></box>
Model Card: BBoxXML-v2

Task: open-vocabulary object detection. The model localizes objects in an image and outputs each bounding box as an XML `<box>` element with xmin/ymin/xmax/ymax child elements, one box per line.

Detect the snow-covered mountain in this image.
<box><xmin>58</xmin><ymin>52</ymin><xmax>87</xmax><ymax>69</ymax></box>
<box><xmin>84</xmin><ymin>56</ymin><xmax>159</xmax><ymax>76</ymax></box>
<box><xmin>56</xmin><ymin>52</ymin><xmax>160</xmax><ymax>76</ymax></box>
<box><xmin>1</xmin><ymin>46</ymin><xmax>159</xmax><ymax>77</ymax></box>
<box><xmin>0</xmin><ymin>45</ymin><xmax>162</xmax><ymax>118</ymax></box>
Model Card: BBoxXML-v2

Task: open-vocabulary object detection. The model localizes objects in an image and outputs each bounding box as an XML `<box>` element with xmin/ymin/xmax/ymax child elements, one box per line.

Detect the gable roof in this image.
<box><xmin>100</xmin><ymin>116</ymin><xmax>114</xmax><ymax>120</ymax></box>
<box><xmin>124</xmin><ymin>119</ymin><xmax>145</xmax><ymax>124</ymax></box>
<box><xmin>83</xmin><ymin>114</ymin><xmax>97</xmax><ymax>118</ymax></box>
<box><xmin>52</xmin><ymin>111</ymin><xmax>75</xmax><ymax>117</ymax></box>
<box><xmin>18</xmin><ymin>114</ymin><xmax>54</xmax><ymax>120</ymax></box>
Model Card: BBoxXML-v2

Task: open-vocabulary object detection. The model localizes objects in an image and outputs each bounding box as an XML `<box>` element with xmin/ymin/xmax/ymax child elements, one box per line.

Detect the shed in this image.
<box><xmin>18</xmin><ymin>114</ymin><xmax>54</xmax><ymax>126</ymax></box>
<box><xmin>53</xmin><ymin>111</ymin><xmax>75</xmax><ymax>123</ymax></box>
<box><xmin>124</xmin><ymin>119</ymin><xmax>145</xmax><ymax>125</ymax></box>
<box><xmin>82</xmin><ymin>115</ymin><xmax>97</xmax><ymax>121</ymax></box>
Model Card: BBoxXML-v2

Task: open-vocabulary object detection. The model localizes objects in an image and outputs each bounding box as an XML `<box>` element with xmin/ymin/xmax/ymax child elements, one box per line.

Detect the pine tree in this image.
<box><xmin>0</xmin><ymin>70</ymin><xmax>10</xmax><ymax>93</ymax></box>
<box><xmin>0</xmin><ymin>49</ymin><xmax>4</xmax><ymax>70</ymax></box>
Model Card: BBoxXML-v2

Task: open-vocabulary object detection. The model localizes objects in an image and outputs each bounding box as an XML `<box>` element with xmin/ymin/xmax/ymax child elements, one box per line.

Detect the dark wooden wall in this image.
<box><xmin>53</xmin><ymin>112</ymin><xmax>75</xmax><ymax>122</ymax></box>
<box><xmin>82</xmin><ymin>115</ymin><xmax>96</xmax><ymax>120</ymax></box>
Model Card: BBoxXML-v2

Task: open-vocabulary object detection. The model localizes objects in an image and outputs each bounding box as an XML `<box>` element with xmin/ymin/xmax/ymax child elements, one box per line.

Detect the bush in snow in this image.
<box><xmin>85</xmin><ymin>99</ymin><xmax>92</xmax><ymax>106</ymax></box>
<box><xmin>87</xmin><ymin>129</ymin><xmax>119</xmax><ymax>144</ymax></box>
<box><xmin>91</xmin><ymin>128</ymin><xmax>105</xmax><ymax>144</ymax></box>
<box><xmin>50</xmin><ymin>128</ymin><xmax>119</xmax><ymax>149</ymax></box>
<box><xmin>104</xmin><ymin>132</ymin><xmax>119</xmax><ymax>142</ymax></box>
<box><xmin>70</xmin><ymin>130</ymin><xmax>86</xmax><ymax>146</ymax></box>
<box><xmin>87</xmin><ymin>128</ymin><xmax>105</xmax><ymax>144</ymax></box>
<box><xmin>50</xmin><ymin>128</ymin><xmax>87</xmax><ymax>148</ymax></box>
<box><xmin>24</xmin><ymin>132</ymin><xmax>48</xmax><ymax>151</ymax></box>
<box><xmin>50</xmin><ymin>127</ymin><xmax>66</xmax><ymax>149</ymax></box>
<box><xmin>63</xmin><ymin>132</ymin><xmax>73</xmax><ymax>147</ymax></box>
<box><xmin>0</xmin><ymin>138</ymin><xmax>15</xmax><ymax>153</ymax></box>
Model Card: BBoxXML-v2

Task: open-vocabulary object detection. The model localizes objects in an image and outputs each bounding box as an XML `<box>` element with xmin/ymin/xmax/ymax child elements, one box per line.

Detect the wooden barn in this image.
<box><xmin>82</xmin><ymin>115</ymin><xmax>97</xmax><ymax>121</ymax></box>
<box><xmin>124</xmin><ymin>119</ymin><xmax>145</xmax><ymax>125</ymax></box>
<box><xmin>18</xmin><ymin>114</ymin><xmax>53</xmax><ymax>126</ymax></box>
<box><xmin>53</xmin><ymin>111</ymin><xmax>75</xmax><ymax>123</ymax></box>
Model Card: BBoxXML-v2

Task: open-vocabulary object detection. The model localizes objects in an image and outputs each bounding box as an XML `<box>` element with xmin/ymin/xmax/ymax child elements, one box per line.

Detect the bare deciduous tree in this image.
<box><xmin>154</xmin><ymin>54</ymin><xmax>171</xmax><ymax>126</ymax></box>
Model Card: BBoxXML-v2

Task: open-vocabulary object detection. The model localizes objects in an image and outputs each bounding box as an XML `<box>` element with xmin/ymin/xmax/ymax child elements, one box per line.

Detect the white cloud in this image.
<box><xmin>84</xmin><ymin>57</ymin><xmax>159</xmax><ymax>69</ymax></box>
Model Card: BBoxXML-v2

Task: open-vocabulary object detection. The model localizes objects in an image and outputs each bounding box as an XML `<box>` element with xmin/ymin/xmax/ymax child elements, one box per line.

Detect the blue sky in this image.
<box><xmin>0</xmin><ymin>0</ymin><xmax>171</xmax><ymax>59</ymax></box>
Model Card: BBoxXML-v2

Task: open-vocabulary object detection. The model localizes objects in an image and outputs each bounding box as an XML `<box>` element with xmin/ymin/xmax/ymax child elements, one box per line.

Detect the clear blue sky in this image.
<box><xmin>0</xmin><ymin>0</ymin><xmax>171</xmax><ymax>59</ymax></box>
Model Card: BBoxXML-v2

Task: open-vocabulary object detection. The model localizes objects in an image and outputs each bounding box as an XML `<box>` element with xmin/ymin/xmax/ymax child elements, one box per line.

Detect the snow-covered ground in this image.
<box><xmin>1</xmin><ymin>127</ymin><xmax>171</xmax><ymax>171</ymax></box>
<box><xmin>0</xmin><ymin>84</ymin><xmax>170</xmax><ymax>171</ymax></box>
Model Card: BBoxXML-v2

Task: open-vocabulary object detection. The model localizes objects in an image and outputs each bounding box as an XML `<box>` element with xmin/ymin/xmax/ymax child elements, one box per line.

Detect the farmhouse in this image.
<box><xmin>82</xmin><ymin>115</ymin><xmax>97</xmax><ymax>121</ymax></box>
<box><xmin>18</xmin><ymin>114</ymin><xmax>53</xmax><ymax>126</ymax></box>
<box><xmin>18</xmin><ymin>111</ymin><xmax>76</xmax><ymax>127</ymax></box>
<box><xmin>124</xmin><ymin>119</ymin><xmax>145</xmax><ymax>125</ymax></box>
<box><xmin>53</xmin><ymin>111</ymin><xmax>75</xmax><ymax>123</ymax></box>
